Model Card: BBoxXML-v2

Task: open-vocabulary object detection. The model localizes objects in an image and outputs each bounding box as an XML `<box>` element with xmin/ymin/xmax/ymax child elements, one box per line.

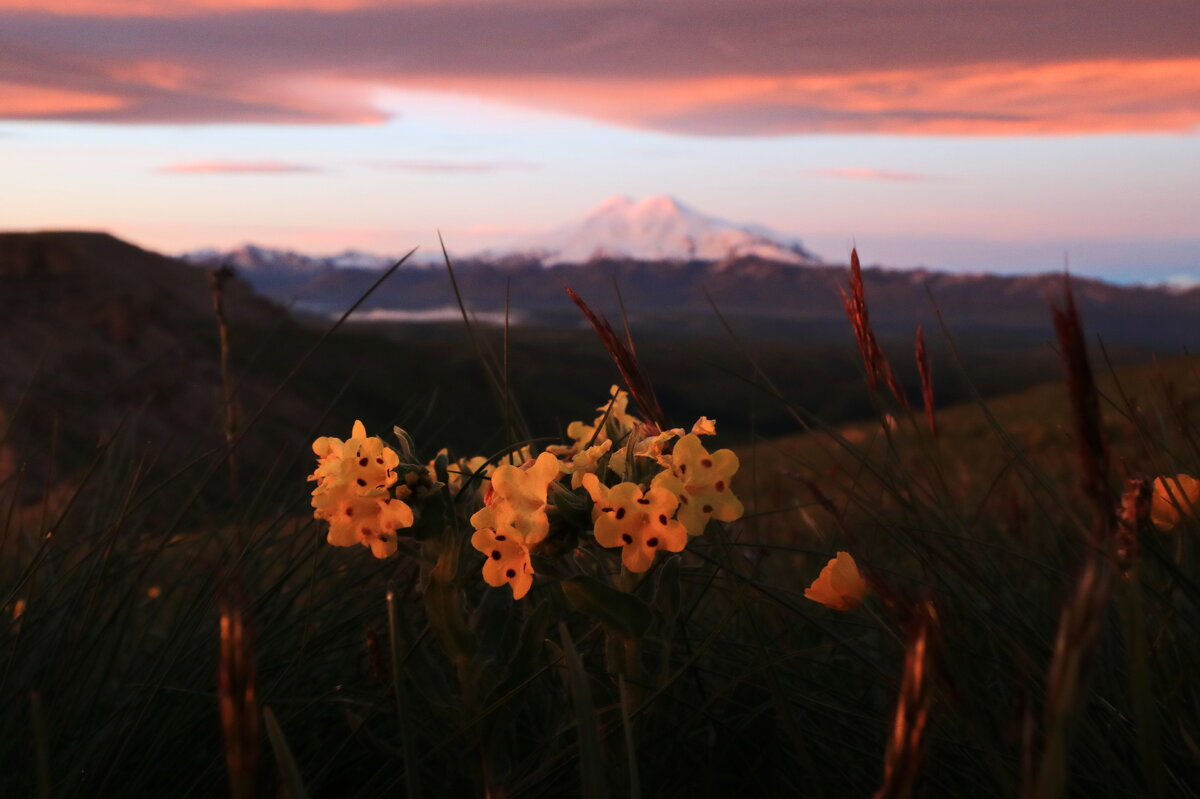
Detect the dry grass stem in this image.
<box><xmin>219</xmin><ymin>596</ymin><xmax>259</xmax><ymax>799</ymax></box>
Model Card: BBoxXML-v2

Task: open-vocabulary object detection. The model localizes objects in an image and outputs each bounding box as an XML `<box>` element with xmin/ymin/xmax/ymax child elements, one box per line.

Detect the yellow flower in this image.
<box><xmin>632</xmin><ymin>428</ymin><xmax>684</xmax><ymax>467</ymax></box>
<box><xmin>309</xmin><ymin>420</ymin><xmax>401</xmax><ymax>497</ymax></box>
<box><xmin>651</xmin><ymin>434</ymin><xmax>743</xmax><ymax>536</ymax></box>
<box><xmin>1151</xmin><ymin>473</ymin><xmax>1200</xmax><ymax>531</ymax></box>
<box><xmin>567</xmin><ymin>385</ymin><xmax>642</xmax><ymax>449</ymax></box>
<box><xmin>469</xmin><ymin>451</ymin><xmax>561</xmax><ymax>545</ymax></box>
<box><xmin>318</xmin><ymin>493</ymin><xmax>414</xmax><ymax>558</ymax></box>
<box><xmin>561</xmin><ymin>439</ymin><xmax>613</xmax><ymax>489</ymax></box>
<box><xmin>470</xmin><ymin>527</ymin><xmax>535</xmax><ymax>599</ymax></box>
<box><xmin>805</xmin><ymin>551</ymin><xmax>869</xmax><ymax>611</ymax></box>
<box><xmin>582</xmin><ymin>474</ymin><xmax>688</xmax><ymax>572</ymax></box>
<box><xmin>309</xmin><ymin>420</ymin><xmax>413</xmax><ymax>558</ymax></box>
<box><xmin>467</xmin><ymin>452</ymin><xmax>560</xmax><ymax>598</ymax></box>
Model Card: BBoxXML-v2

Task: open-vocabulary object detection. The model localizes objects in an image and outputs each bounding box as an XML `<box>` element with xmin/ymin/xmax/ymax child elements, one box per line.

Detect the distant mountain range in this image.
<box><xmin>183</xmin><ymin>194</ymin><xmax>821</xmax><ymax>271</ymax></box>
<box><xmin>180</xmin><ymin>194</ymin><xmax>1199</xmax><ymax>350</ymax></box>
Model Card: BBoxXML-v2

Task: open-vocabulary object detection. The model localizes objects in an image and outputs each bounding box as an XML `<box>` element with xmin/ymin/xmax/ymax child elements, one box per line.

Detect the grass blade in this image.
<box><xmin>263</xmin><ymin>706</ymin><xmax>309</xmax><ymax>799</ymax></box>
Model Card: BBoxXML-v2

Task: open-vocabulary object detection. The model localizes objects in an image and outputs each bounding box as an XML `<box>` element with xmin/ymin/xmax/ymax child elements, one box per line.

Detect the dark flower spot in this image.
<box><xmin>636</xmin><ymin>498</ymin><xmax>650</xmax><ymax>505</ymax></box>
<box><xmin>658</xmin><ymin>514</ymin><xmax>668</xmax><ymax>525</ymax></box>
<box><xmin>616</xmin><ymin>507</ymin><xmax>626</xmax><ymax>520</ymax></box>
<box><xmin>715</xmin><ymin>480</ymin><xmax>725</xmax><ymax>492</ymax></box>
<box><xmin>701</xmin><ymin>458</ymin><xmax>713</xmax><ymax>468</ymax></box>
<box><xmin>506</xmin><ymin>569</ymin><xmax>516</xmax><ymax>578</ymax></box>
<box><xmin>703</xmin><ymin>504</ymin><xmax>713</xmax><ymax>513</ymax></box>
<box><xmin>647</xmin><ymin>537</ymin><xmax>659</xmax><ymax>547</ymax></box>
<box><xmin>495</xmin><ymin>534</ymin><xmax>506</xmax><ymax>541</ymax></box>
<box><xmin>376</xmin><ymin>458</ymin><xmax>384</xmax><ymax>464</ymax></box>
<box><xmin>601</xmin><ymin>507</ymin><xmax>613</xmax><ymax>513</ymax></box>
<box><xmin>357</xmin><ymin>478</ymin><xmax>367</xmax><ymax>486</ymax></box>
<box><xmin>345</xmin><ymin>508</ymin><xmax>354</xmax><ymax>516</ymax></box>
<box><xmin>491</xmin><ymin>550</ymin><xmax>501</xmax><ymax>560</ymax></box>
<box><xmin>621</xmin><ymin>533</ymin><xmax>633</xmax><ymax>544</ymax></box>
<box><xmin>359</xmin><ymin>457</ymin><xmax>369</xmax><ymax>467</ymax></box>
<box><xmin>380</xmin><ymin>536</ymin><xmax>389</xmax><ymax>543</ymax></box>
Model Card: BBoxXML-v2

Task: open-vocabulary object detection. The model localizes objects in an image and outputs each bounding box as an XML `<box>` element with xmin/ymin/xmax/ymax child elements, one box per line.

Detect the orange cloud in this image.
<box><xmin>0</xmin><ymin>81</ymin><xmax>126</xmax><ymax>114</ymax></box>
<box><xmin>421</xmin><ymin>59</ymin><xmax>1200</xmax><ymax>135</ymax></box>
<box><xmin>2</xmin><ymin>2</ymin><xmax>1199</xmax><ymax>134</ymax></box>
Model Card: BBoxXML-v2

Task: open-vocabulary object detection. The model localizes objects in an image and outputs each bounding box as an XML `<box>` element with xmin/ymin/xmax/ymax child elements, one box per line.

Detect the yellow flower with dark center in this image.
<box><xmin>651</xmin><ymin>434</ymin><xmax>743</xmax><ymax>536</ymax></box>
<box><xmin>309</xmin><ymin>420</ymin><xmax>412</xmax><ymax>558</ymax></box>
<box><xmin>805</xmin><ymin>551</ymin><xmax>869</xmax><ymax>611</ymax></box>
<box><xmin>309</xmin><ymin>420</ymin><xmax>401</xmax><ymax>498</ymax></box>
<box><xmin>470</xmin><ymin>527</ymin><xmax>535</xmax><ymax>599</ymax></box>
<box><xmin>582</xmin><ymin>474</ymin><xmax>688</xmax><ymax>573</ymax></box>
<box><xmin>1151</xmin><ymin>473</ymin><xmax>1200</xmax><ymax>531</ymax></box>
<box><xmin>469</xmin><ymin>451</ymin><xmax>561</xmax><ymax>545</ymax></box>
<box><xmin>318</xmin><ymin>493</ymin><xmax>414</xmax><ymax>559</ymax></box>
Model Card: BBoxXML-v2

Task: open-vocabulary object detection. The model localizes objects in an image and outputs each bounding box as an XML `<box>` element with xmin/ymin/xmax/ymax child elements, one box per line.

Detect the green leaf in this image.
<box><xmin>562</xmin><ymin>576</ymin><xmax>651</xmax><ymax>640</ymax></box>
<box><xmin>559</xmin><ymin>623</ymin><xmax>609</xmax><ymax>799</ymax></box>
<box><xmin>424</xmin><ymin>580</ymin><xmax>476</xmax><ymax>663</ymax></box>
<box><xmin>423</xmin><ymin>533</ymin><xmax>476</xmax><ymax>662</ymax></box>
<box><xmin>263</xmin><ymin>707</ymin><xmax>309</xmax><ymax>799</ymax></box>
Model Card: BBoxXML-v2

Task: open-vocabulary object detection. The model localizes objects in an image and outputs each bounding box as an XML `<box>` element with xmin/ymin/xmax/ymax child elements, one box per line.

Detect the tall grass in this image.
<box><xmin>0</xmin><ymin>252</ymin><xmax>1197</xmax><ymax>798</ymax></box>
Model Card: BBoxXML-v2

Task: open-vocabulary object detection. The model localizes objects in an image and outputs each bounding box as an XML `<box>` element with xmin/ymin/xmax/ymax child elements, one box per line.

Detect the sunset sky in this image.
<box><xmin>2</xmin><ymin>0</ymin><xmax>1198</xmax><ymax>283</ymax></box>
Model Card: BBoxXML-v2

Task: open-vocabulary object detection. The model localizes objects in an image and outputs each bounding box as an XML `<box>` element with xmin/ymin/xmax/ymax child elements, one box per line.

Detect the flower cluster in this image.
<box><xmin>309</xmin><ymin>421</ymin><xmax>413</xmax><ymax>558</ymax></box>
<box><xmin>307</xmin><ymin>389</ymin><xmax>746</xmax><ymax>600</ymax></box>
<box><xmin>468</xmin><ymin>452</ymin><xmax>561</xmax><ymax>599</ymax></box>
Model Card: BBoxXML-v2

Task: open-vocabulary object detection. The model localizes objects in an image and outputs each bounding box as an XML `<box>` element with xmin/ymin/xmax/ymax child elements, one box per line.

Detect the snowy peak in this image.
<box><xmin>513</xmin><ymin>194</ymin><xmax>821</xmax><ymax>266</ymax></box>
<box><xmin>181</xmin><ymin>244</ymin><xmax>416</xmax><ymax>272</ymax></box>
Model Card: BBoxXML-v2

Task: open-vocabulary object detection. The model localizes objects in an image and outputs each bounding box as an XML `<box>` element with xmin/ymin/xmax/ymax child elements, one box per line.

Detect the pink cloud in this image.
<box><xmin>157</xmin><ymin>160</ymin><xmax>322</xmax><ymax>173</ymax></box>
<box><xmin>372</xmin><ymin>159</ymin><xmax>540</xmax><ymax>173</ymax></box>
<box><xmin>2</xmin><ymin>1</ymin><xmax>1199</xmax><ymax>134</ymax></box>
<box><xmin>807</xmin><ymin>168</ymin><xmax>934</xmax><ymax>182</ymax></box>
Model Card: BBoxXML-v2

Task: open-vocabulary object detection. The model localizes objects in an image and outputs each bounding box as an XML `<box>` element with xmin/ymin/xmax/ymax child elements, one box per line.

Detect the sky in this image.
<box><xmin>1</xmin><ymin>0</ymin><xmax>1198</xmax><ymax>284</ymax></box>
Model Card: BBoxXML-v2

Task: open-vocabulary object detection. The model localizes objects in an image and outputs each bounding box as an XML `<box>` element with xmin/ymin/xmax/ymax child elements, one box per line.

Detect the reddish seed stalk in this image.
<box><xmin>1050</xmin><ymin>277</ymin><xmax>1114</xmax><ymax>542</ymax></box>
<box><xmin>841</xmin><ymin>249</ymin><xmax>909</xmax><ymax>410</ymax></box>
<box><xmin>219</xmin><ymin>597</ymin><xmax>259</xmax><ymax>799</ymax></box>
<box><xmin>874</xmin><ymin>603</ymin><xmax>938</xmax><ymax>799</ymax></box>
<box><xmin>1026</xmin><ymin>277</ymin><xmax>1120</xmax><ymax>799</ymax></box>
<box><xmin>915</xmin><ymin>325</ymin><xmax>936</xmax><ymax>437</ymax></box>
<box><xmin>565</xmin><ymin>286</ymin><xmax>667</xmax><ymax>431</ymax></box>
<box><xmin>1116</xmin><ymin>478</ymin><xmax>1151</xmax><ymax>579</ymax></box>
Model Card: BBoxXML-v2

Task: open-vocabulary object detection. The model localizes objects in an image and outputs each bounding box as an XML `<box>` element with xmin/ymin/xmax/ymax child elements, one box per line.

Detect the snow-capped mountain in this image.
<box><xmin>184</xmin><ymin>196</ymin><xmax>821</xmax><ymax>271</ymax></box>
<box><xmin>181</xmin><ymin>243</ymin><xmax>414</xmax><ymax>272</ymax></box>
<box><xmin>502</xmin><ymin>195</ymin><xmax>821</xmax><ymax>266</ymax></box>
